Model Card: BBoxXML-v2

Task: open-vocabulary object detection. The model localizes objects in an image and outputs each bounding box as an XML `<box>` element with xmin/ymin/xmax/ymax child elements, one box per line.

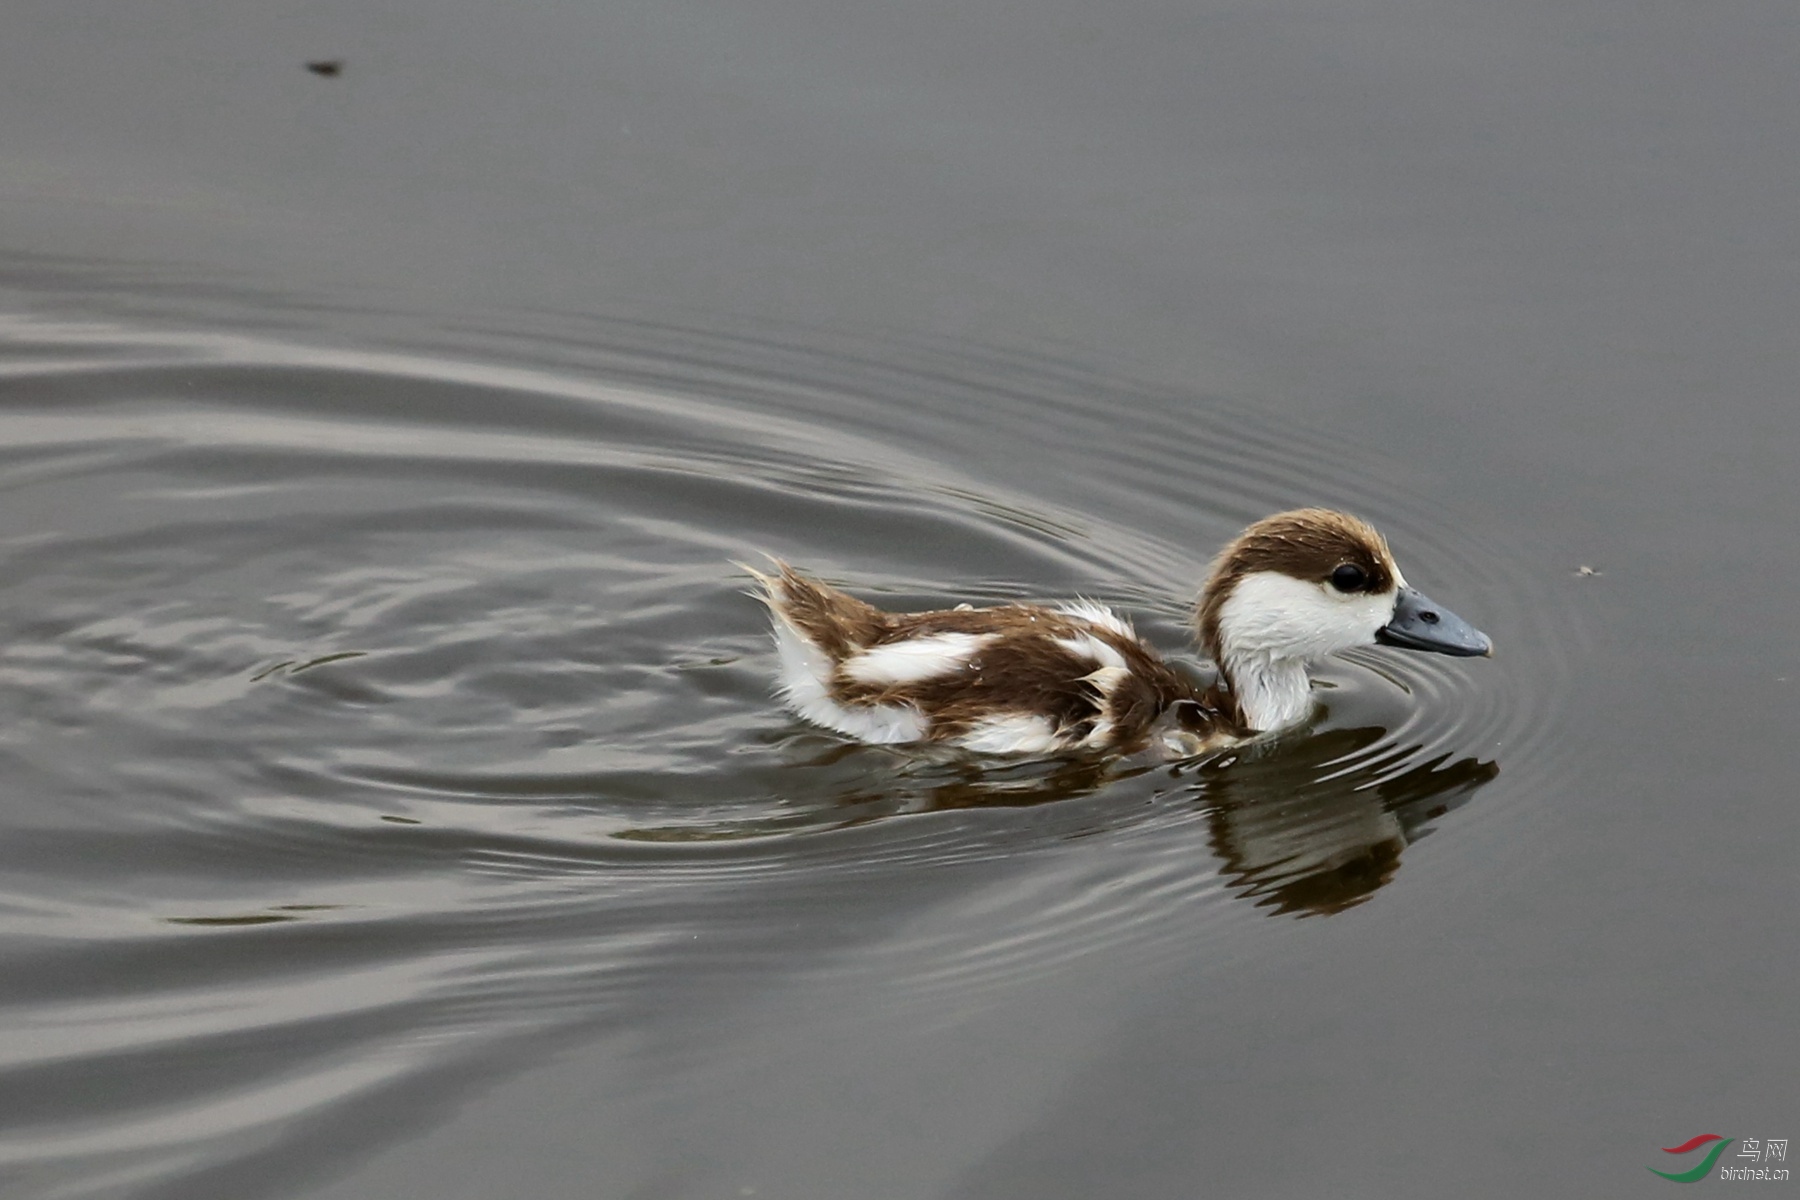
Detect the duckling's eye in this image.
<box><xmin>1330</xmin><ymin>563</ymin><xmax>1367</xmax><ymax>593</ymax></box>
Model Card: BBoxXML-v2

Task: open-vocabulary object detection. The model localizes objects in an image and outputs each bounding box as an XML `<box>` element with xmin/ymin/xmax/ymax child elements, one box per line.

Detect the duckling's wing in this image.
<box><xmin>744</xmin><ymin>565</ymin><xmax>1205</xmax><ymax>754</ymax></box>
<box><xmin>839</xmin><ymin>611</ymin><xmax>1201</xmax><ymax>754</ymax></box>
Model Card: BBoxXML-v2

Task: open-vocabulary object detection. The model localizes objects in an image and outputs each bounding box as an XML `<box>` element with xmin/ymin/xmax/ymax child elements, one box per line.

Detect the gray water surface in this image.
<box><xmin>1</xmin><ymin>1</ymin><xmax>1796</xmax><ymax>1198</ymax></box>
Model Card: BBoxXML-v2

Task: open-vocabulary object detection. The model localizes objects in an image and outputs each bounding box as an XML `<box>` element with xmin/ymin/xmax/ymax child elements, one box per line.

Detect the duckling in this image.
<box><xmin>747</xmin><ymin>508</ymin><xmax>1491</xmax><ymax>757</ymax></box>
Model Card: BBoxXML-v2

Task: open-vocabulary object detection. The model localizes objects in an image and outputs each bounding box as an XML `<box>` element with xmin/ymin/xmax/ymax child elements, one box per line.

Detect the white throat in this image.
<box><xmin>1221</xmin><ymin>653</ymin><xmax>1314</xmax><ymax>732</ymax></box>
<box><xmin>1211</xmin><ymin>569</ymin><xmax>1399</xmax><ymax>732</ymax></box>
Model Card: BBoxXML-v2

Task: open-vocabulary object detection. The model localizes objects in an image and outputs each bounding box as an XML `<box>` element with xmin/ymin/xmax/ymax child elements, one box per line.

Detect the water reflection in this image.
<box><xmin>617</xmin><ymin>725</ymin><xmax>1497</xmax><ymax>926</ymax></box>
<box><xmin>1194</xmin><ymin>728</ymin><xmax>1498</xmax><ymax>917</ymax></box>
<box><xmin>816</xmin><ymin>748</ymin><xmax>1134</xmax><ymax>816</ymax></box>
<box><xmin>611</xmin><ymin>742</ymin><xmax>1141</xmax><ymax>843</ymax></box>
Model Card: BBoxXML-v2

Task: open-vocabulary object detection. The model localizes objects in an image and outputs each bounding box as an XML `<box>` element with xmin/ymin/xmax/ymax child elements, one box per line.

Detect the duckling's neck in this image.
<box><xmin>1219</xmin><ymin>653</ymin><xmax>1313</xmax><ymax>733</ymax></box>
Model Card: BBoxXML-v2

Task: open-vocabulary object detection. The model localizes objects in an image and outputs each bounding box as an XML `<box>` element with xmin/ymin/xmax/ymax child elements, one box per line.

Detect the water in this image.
<box><xmin>2</xmin><ymin>1</ymin><xmax>1798</xmax><ymax>1197</ymax></box>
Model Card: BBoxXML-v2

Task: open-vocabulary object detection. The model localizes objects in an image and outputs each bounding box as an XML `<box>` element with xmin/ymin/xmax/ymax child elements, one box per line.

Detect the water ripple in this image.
<box><xmin>0</xmin><ymin>308</ymin><xmax>1579</xmax><ymax>1197</ymax></box>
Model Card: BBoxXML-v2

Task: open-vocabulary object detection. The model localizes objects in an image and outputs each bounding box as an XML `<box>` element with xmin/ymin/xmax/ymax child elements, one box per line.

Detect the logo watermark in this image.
<box><xmin>1651</xmin><ymin>1135</ymin><xmax>1789</xmax><ymax>1183</ymax></box>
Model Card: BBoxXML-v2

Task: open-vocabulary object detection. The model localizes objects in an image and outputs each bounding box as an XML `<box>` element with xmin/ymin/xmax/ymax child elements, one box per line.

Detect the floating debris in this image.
<box><xmin>1575</xmin><ymin>565</ymin><xmax>1601</xmax><ymax>577</ymax></box>
<box><xmin>250</xmin><ymin>650</ymin><xmax>368</xmax><ymax>681</ymax></box>
<box><xmin>305</xmin><ymin>59</ymin><xmax>344</xmax><ymax>78</ymax></box>
<box><xmin>166</xmin><ymin>905</ymin><xmax>337</xmax><ymax>927</ymax></box>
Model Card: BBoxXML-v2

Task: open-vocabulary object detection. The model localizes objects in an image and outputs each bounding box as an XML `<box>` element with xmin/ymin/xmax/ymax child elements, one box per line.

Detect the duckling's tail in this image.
<box><xmin>738</xmin><ymin>555</ymin><xmax>891</xmax><ymax>645</ymax></box>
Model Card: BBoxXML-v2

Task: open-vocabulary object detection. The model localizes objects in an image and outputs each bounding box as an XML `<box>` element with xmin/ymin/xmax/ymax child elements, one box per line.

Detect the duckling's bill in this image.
<box><xmin>1375</xmin><ymin>586</ymin><xmax>1493</xmax><ymax>658</ymax></box>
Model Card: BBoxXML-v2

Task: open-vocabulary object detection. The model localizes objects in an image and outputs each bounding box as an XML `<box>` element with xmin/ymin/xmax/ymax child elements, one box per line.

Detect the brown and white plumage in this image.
<box><xmin>748</xmin><ymin>508</ymin><xmax>1491</xmax><ymax>757</ymax></box>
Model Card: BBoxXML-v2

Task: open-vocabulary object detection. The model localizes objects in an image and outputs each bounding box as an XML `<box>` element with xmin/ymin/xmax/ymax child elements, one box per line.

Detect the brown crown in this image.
<box><xmin>1195</xmin><ymin>508</ymin><xmax>1397</xmax><ymax>659</ymax></box>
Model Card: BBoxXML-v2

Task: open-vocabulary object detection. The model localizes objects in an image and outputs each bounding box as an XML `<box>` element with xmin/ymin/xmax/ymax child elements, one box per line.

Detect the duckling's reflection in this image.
<box><xmin>794</xmin><ymin>738</ymin><xmax>1129</xmax><ymax>816</ymax></box>
<box><xmin>1192</xmin><ymin>727</ymin><xmax>1497</xmax><ymax>916</ymax></box>
<box><xmin>790</xmin><ymin>727</ymin><xmax>1496</xmax><ymax>916</ymax></box>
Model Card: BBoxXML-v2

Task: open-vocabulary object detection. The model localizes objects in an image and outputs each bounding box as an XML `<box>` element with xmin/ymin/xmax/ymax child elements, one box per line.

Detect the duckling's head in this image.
<box><xmin>1197</xmin><ymin>509</ymin><xmax>1490</xmax><ymax>709</ymax></box>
